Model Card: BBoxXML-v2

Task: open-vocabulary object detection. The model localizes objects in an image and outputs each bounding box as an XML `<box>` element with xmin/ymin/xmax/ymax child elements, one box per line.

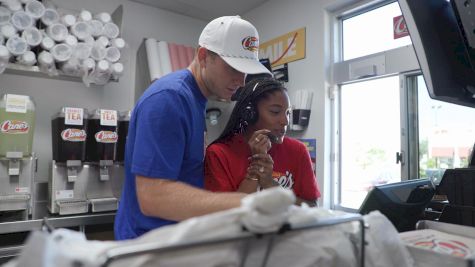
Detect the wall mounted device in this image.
<box><xmin>206</xmin><ymin>108</ymin><xmax>222</xmax><ymax>126</ymax></box>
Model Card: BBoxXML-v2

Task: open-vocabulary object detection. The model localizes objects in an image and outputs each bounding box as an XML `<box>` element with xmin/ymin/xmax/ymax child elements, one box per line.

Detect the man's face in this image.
<box><xmin>202</xmin><ymin>52</ymin><xmax>246</xmax><ymax>101</ymax></box>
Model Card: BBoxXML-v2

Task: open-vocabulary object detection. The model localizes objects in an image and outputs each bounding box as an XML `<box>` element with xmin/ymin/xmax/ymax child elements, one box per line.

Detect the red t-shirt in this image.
<box><xmin>205</xmin><ymin>134</ymin><xmax>321</xmax><ymax>201</ymax></box>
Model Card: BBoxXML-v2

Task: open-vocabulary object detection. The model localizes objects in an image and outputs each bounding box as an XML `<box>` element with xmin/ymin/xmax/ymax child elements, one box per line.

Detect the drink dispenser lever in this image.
<box><xmin>6</xmin><ymin>151</ymin><xmax>23</xmax><ymax>176</ymax></box>
<box><xmin>66</xmin><ymin>160</ymin><xmax>82</xmax><ymax>182</ymax></box>
<box><xmin>99</xmin><ymin>160</ymin><xmax>113</xmax><ymax>181</ymax></box>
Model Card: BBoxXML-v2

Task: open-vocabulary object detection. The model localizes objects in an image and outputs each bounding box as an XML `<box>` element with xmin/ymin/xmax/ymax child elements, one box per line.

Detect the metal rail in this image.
<box><xmin>97</xmin><ymin>213</ymin><xmax>365</xmax><ymax>267</ymax></box>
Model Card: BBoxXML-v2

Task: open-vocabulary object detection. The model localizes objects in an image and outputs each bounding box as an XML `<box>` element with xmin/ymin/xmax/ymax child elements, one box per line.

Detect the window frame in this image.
<box><xmin>330</xmin><ymin>0</ymin><xmax>422</xmax><ymax>211</ymax></box>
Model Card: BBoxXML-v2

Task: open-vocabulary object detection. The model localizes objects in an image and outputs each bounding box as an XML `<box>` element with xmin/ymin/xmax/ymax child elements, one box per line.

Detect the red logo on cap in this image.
<box><xmin>242</xmin><ymin>36</ymin><xmax>258</xmax><ymax>52</ymax></box>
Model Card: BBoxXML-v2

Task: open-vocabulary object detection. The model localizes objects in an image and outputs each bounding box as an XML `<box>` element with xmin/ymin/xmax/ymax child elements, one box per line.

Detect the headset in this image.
<box><xmin>241</xmin><ymin>82</ymin><xmax>260</xmax><ymax>125</ymax></box>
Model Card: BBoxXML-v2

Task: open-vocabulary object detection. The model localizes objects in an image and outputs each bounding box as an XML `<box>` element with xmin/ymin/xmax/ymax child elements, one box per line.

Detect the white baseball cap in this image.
<box><xmin>199</xmin><ymin>15</ymin><xmax>271</xmax><ymax>75</ymax></box>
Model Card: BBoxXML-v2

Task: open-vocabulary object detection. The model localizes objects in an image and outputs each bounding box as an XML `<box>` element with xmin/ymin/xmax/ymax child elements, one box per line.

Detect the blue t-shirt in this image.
<box><xmin>114</xmin><ymin>70</ymin><xmax>207</xmax><ymax>240</ymax></box>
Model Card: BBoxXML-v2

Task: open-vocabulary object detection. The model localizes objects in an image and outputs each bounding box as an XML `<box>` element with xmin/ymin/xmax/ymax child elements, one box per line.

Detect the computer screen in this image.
<box><xmin>359</xmin><ymin>179</ymin><xmax>435</xmax><ymax>232</ymax></box>
<box><xmin>398</xmin><ymin>0</ymin><xmax>475</xmax><ymax>108</ymax></box>
<box><xmin>468</xmin><ymin>142</ymin><xmax>475</xmax><ymax>167</ymax></box>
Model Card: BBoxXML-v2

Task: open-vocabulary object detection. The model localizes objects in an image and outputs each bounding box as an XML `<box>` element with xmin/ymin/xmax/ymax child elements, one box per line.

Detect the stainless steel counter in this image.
<box><xmin>0</xmin><ymin>212</ymin><xmax>115</xmax><ymax>234</ymax></box>
<box><xmin>0</xmin><ymin>212</ymin><xmax>115</xmax><ymax>263</ymax></box>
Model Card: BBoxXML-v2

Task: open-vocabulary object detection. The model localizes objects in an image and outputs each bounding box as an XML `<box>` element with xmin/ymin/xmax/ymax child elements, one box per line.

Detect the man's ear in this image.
<box><xmin>197</xmin><ymin>47</ymin><xmax>208</xmax><ymax>67</ymax></box>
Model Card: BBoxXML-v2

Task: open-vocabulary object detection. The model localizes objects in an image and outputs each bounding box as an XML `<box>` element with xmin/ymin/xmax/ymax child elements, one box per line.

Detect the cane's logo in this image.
<box><xmin>95</xmin><ymin>131</ymin><xmax>118</xmax><ymax>143</ymax></box>
<box><xmin>1</xmin><ymin>120</ymin><xmax>29</xmax><ymax>134</ymax></box>
<box><xmin>61</xmin><ymin>128</ymin><xmax>86</xmax><ymax>142</ymax></box>
<box><xmin>393</xmin><ymin>15</ymin><xmax>409</xmax><ymax>39</ymax></box>
<box><xmin>242</xmin><ymin>36</ymin><xmax>258</xmax><ymax>52</ymax></box>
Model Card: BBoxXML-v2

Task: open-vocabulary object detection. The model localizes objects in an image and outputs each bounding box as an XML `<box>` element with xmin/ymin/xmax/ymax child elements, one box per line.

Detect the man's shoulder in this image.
<box><xmin>145</xmin><ymin>71</ymin><xmax>192</xmax><ymax>96</ymax></box>
<box><xmin>137</xmin><ymin>71</ymin><xmax>194</xmax><ymax>106</ymax></box>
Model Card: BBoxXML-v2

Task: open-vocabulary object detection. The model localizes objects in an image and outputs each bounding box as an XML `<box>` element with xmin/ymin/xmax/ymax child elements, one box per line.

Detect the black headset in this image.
<box><xmin>241</xmin><ymin>82</ymin><xmax>260</xmax><ymax>125</ymax></box>
<box><xmin>242</xmin><ymin>102</ymin><xmax>257</xmax><ymax>124</ymax></box>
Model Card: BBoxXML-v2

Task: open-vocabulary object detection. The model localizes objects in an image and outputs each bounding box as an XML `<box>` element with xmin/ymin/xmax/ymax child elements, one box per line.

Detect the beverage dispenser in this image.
<box><xmin>49</xmin><ymin>107</ymin><xmax>89</xmax><ymax>215</ymax></box>
<box><xmin>52</xmin><ymin>107</ymin><xmax>88</xmax><ymax>181</ymax></box>
<box><xmin>116</xmin><ymin>110</ymin><xmax>130</xmax><ymax>162</ymax></box>
<box><xmin>108</xmin><ymin>110</ymin><xmax>129</xmax><ymax>199</ymax></box>
<box><xmin>85</xmin><ymin>109</ymin><xmax>119</xmax><ymax>213</ymax></box>
<box><xmin>0</xmin><ymin>94</ymin><xmax>35</xmax><ymax>173</ymax></box>
<box><xmin>0</xmin><ymin>94</ymin><xmax>37</xmax><ymax>219</ymax></box>
<box><xmin>86</xmin><ymin>109</ymin><xmax>118</xmax><ymax>179</ymax></box>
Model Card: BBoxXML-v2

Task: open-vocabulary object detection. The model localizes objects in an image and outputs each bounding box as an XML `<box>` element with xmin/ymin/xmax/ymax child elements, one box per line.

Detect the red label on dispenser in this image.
<box><xmin>95</xmin><ymin>131</ymin><xmax>118</xmax><ymax>143</ymax></box>
<box><xmin>61</xmin><ymin>128</ymin><xmax>87</xmax><ymax>142</ymax></box>
<box><xmin>1</xmin><ymin>120</ymin><xmax>29</xmax><ymax>134</ymax></box>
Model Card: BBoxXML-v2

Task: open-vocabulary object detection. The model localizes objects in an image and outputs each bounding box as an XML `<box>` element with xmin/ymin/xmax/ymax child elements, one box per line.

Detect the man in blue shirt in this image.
<box><xmin>115</xmin><ymin>16</ymin><xmax>271</xmax><ymax>240</ymax></box>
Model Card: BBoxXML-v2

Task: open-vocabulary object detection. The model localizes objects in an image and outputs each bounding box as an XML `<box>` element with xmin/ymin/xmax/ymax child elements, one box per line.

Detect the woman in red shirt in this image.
<box><xmin>205</xmin><ymin>77</ymin><xmax>320</xmax><ymax>206</ymax></box>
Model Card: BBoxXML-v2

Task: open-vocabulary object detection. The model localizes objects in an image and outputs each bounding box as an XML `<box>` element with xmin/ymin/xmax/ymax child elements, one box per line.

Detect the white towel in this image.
<box><xmin>5</xmin><ymin>189</ymin><xmax>415</xmax><ymax>267</ymax></box>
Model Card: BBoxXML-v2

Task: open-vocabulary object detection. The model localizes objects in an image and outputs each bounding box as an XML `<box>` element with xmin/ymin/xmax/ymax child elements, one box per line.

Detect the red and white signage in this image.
<box><xmin>65</xmin><ymin>107</ymin><xmax>84</xmax><ymax>126</ymax></box>
<box><xmin>1</xmin><ymin>120</ymin><xmax>29</xmax><ymax>134</ymax></box>
<box><xmin>61</xmin><ymin>128</ymin><xmax>87</xmax><ymax>142</ymax></box>
<box><xmin>393</xmin><ymin>15</ymin><xmax>409</xmax><ymax>39</ymax></box>
<box><xmin>95</xmin><ymin>131</ymin><xmax>118</xmax><ymax>143</ymax></box>
<box><xmin>100</xmin><ymin>109</ymin><xmax>117</xmax><ymax>126</ymax></box>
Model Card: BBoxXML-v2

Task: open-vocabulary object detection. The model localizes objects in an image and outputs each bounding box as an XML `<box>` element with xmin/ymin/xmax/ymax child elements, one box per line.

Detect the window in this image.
<box><xmin>417</xmin><ymin>75</ymin><xmax>475</xmax><ymax>184</ymax></box>
<box><xmin>339</xmin><ymin>77</ymin><xmax>402</xmax><ymax>209</ymax></box>
<box><xmin>332</xmin><ymin>0</ymin><xmax>475</xmax><ymax>211</ymax></box>
<box><xmin>342</xmin><ymin>1</ymin><xmax>411</xmax><ymax>60</ymax></box>
<box><xmin>332</xmin><ymin>1</ymin><xmax>417</xmax><ymax>210</ymax></box>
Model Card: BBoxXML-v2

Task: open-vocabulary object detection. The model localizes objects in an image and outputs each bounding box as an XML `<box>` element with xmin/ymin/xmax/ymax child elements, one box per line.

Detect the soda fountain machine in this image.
<box><xmin>49</xmin><ymin>108</ymin><xmax>127</xmax><ymax>215</ymax></box>
<box><xmin>109</xmin><ymin>110</ymin><xmax>129</xmax><ymax>199</ymax></box>
<box><xmin>0</xmin><ymin>94</ymin><xmax>37</xmax><ymax>221</ymax></box>
<box><xmin>84</xmin><ymin>109</ymin><xmax>121</xmax><ymax>213</ymax></box>
<box><xmin>49</xmin><ymin>107</ymin><xmax>89</xmax><ymax>215</ymax></box>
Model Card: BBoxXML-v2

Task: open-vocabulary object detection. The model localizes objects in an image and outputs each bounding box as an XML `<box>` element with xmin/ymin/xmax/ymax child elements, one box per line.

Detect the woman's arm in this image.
<box><xmin>237</xmin><ymin>153</ymin><xmax>276</xmax><ymax>193</ymax></box>
<box><xmin>296</xmin><ymin>197</ymin><xmax>317</xmax><ymax>207</ymax></box>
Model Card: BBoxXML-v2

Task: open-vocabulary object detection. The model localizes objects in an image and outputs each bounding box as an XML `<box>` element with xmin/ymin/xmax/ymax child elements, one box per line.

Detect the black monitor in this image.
<box><xmin>398</xmin><ymin>0</ymin><xmax>475</xmax><ymax>108</ymax></box>
<box><xmin>259</xmin><ymin>58</ymin><xmax>272</xmax><ymax>73</ymax></box>
<box><xmin>245</xmin><ymin>58</ymin><xmax>273</xmax><ymax>83</ymax></box>
<box><xmin>468</xmin><ymin>142</ymin><xmax>475</xmax><ymax>167</ymax></box>
<box><xmin>359</xmin><ymin>179</ymin><xmax>435</xmax><ymax>232</ymax></box>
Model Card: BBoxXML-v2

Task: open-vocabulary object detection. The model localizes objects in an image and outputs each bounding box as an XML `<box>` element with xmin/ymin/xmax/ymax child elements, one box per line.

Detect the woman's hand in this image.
<box><xmin>248</xmin><ymin>129</ymin><xmax>272</xmax><ymax>155</ymax></box>
<box><xmin>248</xmin><ymin>153</ymin><xmax>278</xmax><ymax>189</ymax></box>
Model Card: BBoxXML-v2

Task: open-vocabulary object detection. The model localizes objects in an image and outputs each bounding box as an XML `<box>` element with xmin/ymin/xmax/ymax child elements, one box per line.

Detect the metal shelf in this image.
<box><xmin>0</xmin><ymin>212</ymin><xmax>115</xmax><ymax>235</ymax></box>
<box><xmin>2</xmin><ymin>4</ymin><xmax>123</xmax><ymax>85</ymax></box>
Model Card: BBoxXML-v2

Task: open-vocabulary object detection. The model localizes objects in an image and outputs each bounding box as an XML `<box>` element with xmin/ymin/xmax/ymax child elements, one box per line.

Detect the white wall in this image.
<box><xmin>243</xmin><ymin>0</ymin><xmax>356</xmax><ymax>207</ymax></box>
<box><xmin>0</xmin><ymin>0</ymin><xmax>206</xmax><ymax>182</ymax></box>
<box><xmin>0</xmin><ymin>0</ymin><xmax>361</xmax><ymax>206</ymax></box>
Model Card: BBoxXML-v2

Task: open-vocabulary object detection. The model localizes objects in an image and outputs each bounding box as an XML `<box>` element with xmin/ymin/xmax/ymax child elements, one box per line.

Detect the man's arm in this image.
<box><xmin>136</xmin><ymin>175</ymin><xmax>245</xmax><ymax>221</ymax></box>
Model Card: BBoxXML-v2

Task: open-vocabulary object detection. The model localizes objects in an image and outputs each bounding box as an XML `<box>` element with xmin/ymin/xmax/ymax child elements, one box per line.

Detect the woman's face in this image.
<box><xmin>250</xmin><ymin>90</ymin><xmax>290</xmax><ymax>144</ymax></box>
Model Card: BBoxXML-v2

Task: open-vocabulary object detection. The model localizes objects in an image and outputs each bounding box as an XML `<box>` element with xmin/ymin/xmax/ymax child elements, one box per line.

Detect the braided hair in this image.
<box><xmin>214</xmin><ymin>77</ymin><xmax>287</xmax><ymax>144</ymax></box>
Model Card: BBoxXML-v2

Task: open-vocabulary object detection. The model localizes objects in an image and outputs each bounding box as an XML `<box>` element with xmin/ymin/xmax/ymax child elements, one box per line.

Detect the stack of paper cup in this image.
<box><xmin>25</xmin><ymin>0</ymin><xmax>45</xmax><ymax>19</ymax></box>
<box><xmin>41</xmin><ymin>8</ymin><xmax>59</xmax><ymax>26</ymax></box>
